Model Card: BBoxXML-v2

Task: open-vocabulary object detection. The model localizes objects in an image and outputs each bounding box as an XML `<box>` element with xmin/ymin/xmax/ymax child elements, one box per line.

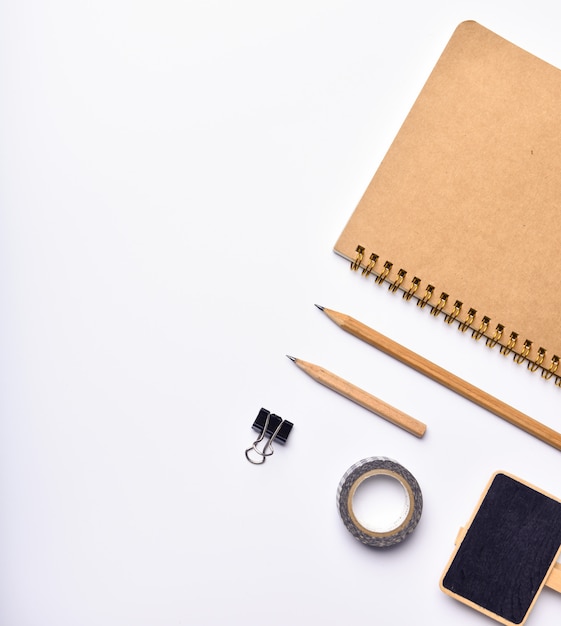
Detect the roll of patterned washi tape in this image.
<box><xmin>336</xmin><ymin>456</ymin><xmax>423</xmax><ymax>547</ymax></box>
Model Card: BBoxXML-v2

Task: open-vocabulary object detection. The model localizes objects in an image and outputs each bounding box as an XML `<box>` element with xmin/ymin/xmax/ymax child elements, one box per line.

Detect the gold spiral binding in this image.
<box><xmin>351</xmin><ymin>246</ymin><xmax>365</xmax><ymax>271</ymax></box>
<box><xmin>431</xmin><ymin>292</ymin><xmax>448</xmax><ymax>317</ymax></box>
<box><xmin>362</xmin><ymin>253</ymin><xmax>378</xmax><ymax>277</ymax></box>
<box><xmin>486</xmin><ymin>324</ymin><xmax>504</xmax><ymax>349</ymax></box>
<box><xmin>389</xmin><ymin>268</ymin><xmax>407</xmax><ymax>293</ymax></box>
<box><xmin>417</xmin><ymin>284</ymin><xmax>434</xmax><ymax>309</ymax></box>
<box><xmin>528</xmin><ymin>346</ymin><xmax>545</xmax><ymax>372</ymax></box>
<box><xmin>500</xmin><ymin>332</ymin><xmax>518</xmax><ymax>356</ymax></box>
<box><xmin>459</xmin><ymin>308</ymin><xmax>476</xmax><ymax>333</ymax></box>
<box><xmin>542</xmin><ymin>355</ymin><xmax>559</xmax><ymax>380</ymax></box>
<box><xmin>348</xmin><ymin>244</ymin><xmax>559</xmax><ymax>386</ymax></box>
<box><xmin>472</xmin><ymin>316</ymin><xmax>490</xmax><ymax>341</ymax></box>
<box><xmin>514</xmin><ymin>339</ymin><xmax>532</xmax><ymax>364</ymax></box>
<box><xmin>445</xmin><ymin>300</ymin><xmax>462</xmax><ymax>325</ymax></box>
<box><xmin>375</xmin><ymin>261</ymin><xmax>392</xmax><ymax>285</ymax></box>
<box><xmin>403</xmin><ymin>277</ymin><xmax>421</xmax><ymax>301</ymax></box>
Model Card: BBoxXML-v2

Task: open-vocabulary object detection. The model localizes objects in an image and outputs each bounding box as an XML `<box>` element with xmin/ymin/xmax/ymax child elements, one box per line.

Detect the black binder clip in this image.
<box><xmin>245</xmin><ymin>408</ymin><xmax>293</xmax><ymax>465</ymax></box>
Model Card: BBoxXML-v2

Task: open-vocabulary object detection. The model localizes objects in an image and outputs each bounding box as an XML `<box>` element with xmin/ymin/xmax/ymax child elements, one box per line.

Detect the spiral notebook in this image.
<box><xmin>334</xmin><ymin>21</ymin><xmax>561</xmax><ymax>384</ymax></box>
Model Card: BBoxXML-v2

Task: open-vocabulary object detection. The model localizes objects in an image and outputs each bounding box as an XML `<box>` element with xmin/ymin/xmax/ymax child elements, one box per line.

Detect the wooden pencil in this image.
<box><xmin>287</xmin><ymin>355</ymin><xmax>426</xmax><ymax>438</ymax></box>
<box><xmin>316</xmin><ymin>305</ymin><xmax>561</xmax><ymax>452</ymax></box>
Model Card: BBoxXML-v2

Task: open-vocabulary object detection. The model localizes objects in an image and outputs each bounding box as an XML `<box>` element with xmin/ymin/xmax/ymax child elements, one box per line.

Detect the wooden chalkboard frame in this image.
<box><xmin>440</xmin><ymin>472</ymin><xmax>561</xmax><ymax>625</ymax></box>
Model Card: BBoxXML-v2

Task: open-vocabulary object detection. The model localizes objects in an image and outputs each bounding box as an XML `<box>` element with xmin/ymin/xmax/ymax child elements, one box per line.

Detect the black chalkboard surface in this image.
<box><xmin>440</xmin><ymin>472</ymin><xmax>561</xmax><ymax>625</ymax></box>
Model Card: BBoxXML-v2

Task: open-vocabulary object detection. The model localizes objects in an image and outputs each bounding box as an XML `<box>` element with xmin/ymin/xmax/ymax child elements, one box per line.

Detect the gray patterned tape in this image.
<box><xmin>336</xmin><ymin>456</ymin><xmax>423</xmax><ymax>548</ymax></box>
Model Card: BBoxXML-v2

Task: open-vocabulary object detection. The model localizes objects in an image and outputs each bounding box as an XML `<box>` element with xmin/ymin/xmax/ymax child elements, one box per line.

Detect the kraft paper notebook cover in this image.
<box><xmin>334</xmin><ymin>21</ymin><xmax>561</xmax><ymax>383</ymax></box>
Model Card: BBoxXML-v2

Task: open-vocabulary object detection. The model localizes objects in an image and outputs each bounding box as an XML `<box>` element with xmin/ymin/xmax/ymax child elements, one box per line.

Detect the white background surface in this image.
<box><xmin>1</xmin><ymin>2</ymin><xmax>561</xmax><ymax>624</ymax></box>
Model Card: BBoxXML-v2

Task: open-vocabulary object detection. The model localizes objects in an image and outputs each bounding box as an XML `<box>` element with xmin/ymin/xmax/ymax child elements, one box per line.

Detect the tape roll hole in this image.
<box><xmin>352</xmin><ymin>473</ymin><xmax>411</xmax><ymax>533</ymax></box>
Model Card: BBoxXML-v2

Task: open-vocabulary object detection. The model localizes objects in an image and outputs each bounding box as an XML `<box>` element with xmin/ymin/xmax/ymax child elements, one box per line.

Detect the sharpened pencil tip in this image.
<box><xmin>314</xmin><ymin>304</ymin><xmax>324</xmax><ymax>311</ymax></box>
<box><xmin>286</xmin><ymin>355</ymin><xmax>297</xmax><ymax>362</ymax></box>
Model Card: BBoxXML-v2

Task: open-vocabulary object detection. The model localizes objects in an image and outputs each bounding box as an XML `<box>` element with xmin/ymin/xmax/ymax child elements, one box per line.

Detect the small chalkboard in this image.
<box><xmin>440</xmin><ymin>472</ymin><xmax>561</xmax><ymax>625</ymax></box>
